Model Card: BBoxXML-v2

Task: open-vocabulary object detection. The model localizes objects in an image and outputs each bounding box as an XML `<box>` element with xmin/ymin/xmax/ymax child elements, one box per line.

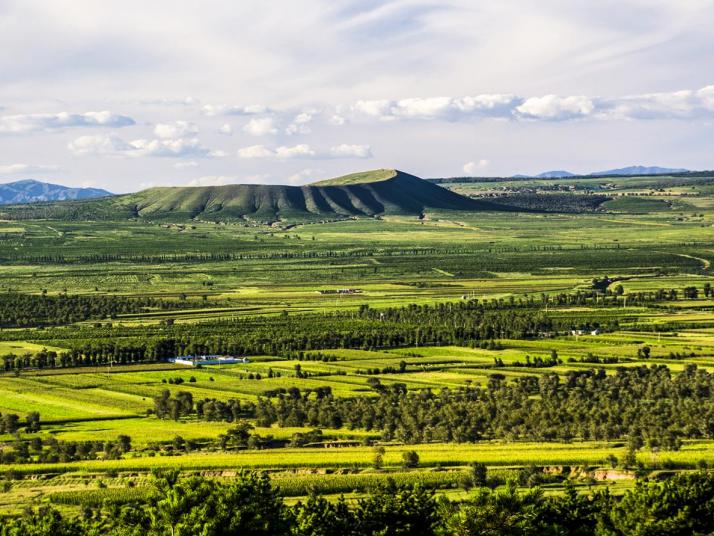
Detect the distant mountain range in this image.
<box><xmin>589</xmin><ymin>166</ymin><xmax>690</xmax><ymax>176</ymax></box>
<box><xmin>0</xmin><ymin>179</ymin><xmax>111</xmax><ymax>205</ymax></box>
<box><xmin>514</xmin><ymin>166</ymin><xmax>689</xmax><ymax>179</ymax></box>
<box><xmin>0</xmin><ymin>170</ymin><xmax>509</xmax><ymax>222</ymax></box>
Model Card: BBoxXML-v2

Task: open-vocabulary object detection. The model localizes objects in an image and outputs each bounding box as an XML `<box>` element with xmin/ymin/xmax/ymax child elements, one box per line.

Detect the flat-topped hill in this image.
<box><xmin>0</xmin><ymin>169</ymin><xmax>507</xmax><ymax>222</ymax></box>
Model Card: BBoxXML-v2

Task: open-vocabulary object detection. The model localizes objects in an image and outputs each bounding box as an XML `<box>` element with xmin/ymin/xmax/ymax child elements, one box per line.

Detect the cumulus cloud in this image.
<box><xmin>462</xmin><ymin>160</ymin><xmax>490</xmax><ymax>174</ymax></box>
<box><xmin>353</xmin><ymin>94</ymin><xmax>520</xmax><ymax>121</ymax></box>
<box><xmin>516</xmin><ymin>95</ymin><xmax>595</xmax><ymax>121</ymax></box>
<box><xmin>187</xmin><ymin>175</ymin><xmax>235</xmax><ymax>187</ymax></box>
<box><xmin>218</xmin><ymin>123</ymin><xmax>233</xmax><ymax>135</ymax></box>
<box><xmin>328</xmin><ymin>144</ymin><xmax>372</xmax><ymax>158</ymax></box>
<box><xmin>68</xmin><ymin>134</ymin><xmax>217</xmax><ymax>158</ymax></box>
<box><xmin>276</xmin><ymin>144</ymin><xmax>316</xmax><ymax>158</ymax></box>
<box><xmin>0</xmin><ymin>111</ymin><xmax>135</xmax><ymax>134</ymax></box>
<box><xmin>285</xmin><ymin>111</ymin><xmax>314</xmax><ymax>135</ymax></box>
<box><xmin>604</xmin><ymin>86</ymin><xmax>714</xmax><ymax>120</ymax></box>
<box><xmin>237</xmin><ymin>145</ymin><xmax>274</xmax><ymax>159</ymax></box>
<box><xmin>0</xmin><ymin>163</ymin><xmax>63</xmax><ymax>175</ymax></box>
<box><xmin>243</xmin><ymin>117</ymin><xmax>278</xmax><ymax>136</ymax></box>
<box><xmin>350</xmin><ymin>86</ymin><xmax>714</xmax><ymax>123</ymax></box>
<box><xmin>238</xmin><ymin>143</ymin><xmax>371</xmax><ymax>160</ymax></box>
<box><xmin>153</xmin><ymin>121</ymin><xmax>198</xmax><ymax>139</ymax></box>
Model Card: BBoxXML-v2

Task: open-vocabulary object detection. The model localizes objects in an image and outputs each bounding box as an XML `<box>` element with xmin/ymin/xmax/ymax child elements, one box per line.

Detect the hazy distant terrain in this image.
<box><xmin>0</xmin><ymin>179</ymin><xmax>111</xmax><ymax>205</ymax></box>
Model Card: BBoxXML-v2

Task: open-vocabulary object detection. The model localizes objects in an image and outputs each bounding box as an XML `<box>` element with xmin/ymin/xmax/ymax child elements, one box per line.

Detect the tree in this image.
<box><xmin>447</xmin><ymin>482</ymin><xmax>548</xmax><ymax>536</ymax></box>
<box><xmin>606</xmin><ymin>471</ymin><xmax>714</xmax><ymax>535</ymax></box>
<box><xmin>401</xmin><ymin>450</ymin><xmax>419</xmax><ymax>469</ymax></box>
<box><xmin>683</xmin><ymin>286</ymin><xmax>699</xmax><ymax>299</ymax></box>
<box><xmin>373</xmin><ymin>446</ymin><xmax>385</xmax><ymax>470</ymax></box>
<box><xmin>2</xmin><ymin>413</ymin><xmax>20</xmax><ymax>434</ymax></box>
<box><xmin>25</xmin><ymin>411</ymin><xmax>41</xmax><ymax>433</ymax></box>
<box><xmin>469</xmin><ymin>462</ymin><xmax>488</xmax><ymax>487</ymax></box>
<box><xmin>117</xmin><ymin>434</ymin><xmax>132</xmax><ymax>454</ymax></box>
<box><xmin>292</xmin><ymin>494</ymin><xmax>355</xmax><ymax>536</ymax></box>
<box><xmin>172</xmin><ymin>435</ymin><xmax>185</xmax><ymax>452</ymax></box>
<box><xmin>355</xmin><ymin>481</ymin><xmax>440</xmax><ymax>536</ymax></box>
<box><xmin>0</xmin><ymin>505</ymin><xmax>85</xmax><ymax>536</ymax></box>
<box><xmin>147</xmin><ymin>471</ymin><xmax>290</xmax><ymax>536</ymax></box>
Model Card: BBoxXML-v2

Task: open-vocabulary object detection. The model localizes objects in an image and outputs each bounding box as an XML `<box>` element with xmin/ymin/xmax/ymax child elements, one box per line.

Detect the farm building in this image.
<box><xmin>317</xmin><ymin>288</ymin><xmax>362</xmax><ymax>295</ymax></box>
<box><xmin>169</xmin><ymin>355</ymin><xmax>249</xmax><ymax>366</ymax></box>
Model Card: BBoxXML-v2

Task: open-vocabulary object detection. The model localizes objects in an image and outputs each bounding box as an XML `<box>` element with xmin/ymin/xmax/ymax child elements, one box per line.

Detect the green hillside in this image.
<box><xmin>0</xmin><ymin>169</ymin><xmax>502</xmax><ymax>222</ymax></box>
<box><xmin>311</xmin><ymin>168</ymin><xmax>399</xmax><ymax>185</ymax></box>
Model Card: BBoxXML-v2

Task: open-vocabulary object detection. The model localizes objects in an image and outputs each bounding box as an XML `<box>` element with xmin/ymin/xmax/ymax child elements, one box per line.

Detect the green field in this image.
<box><xmin>0</xmin><ymin>172</ymin><xmax>713</xmax><ymax>514</ymax></box>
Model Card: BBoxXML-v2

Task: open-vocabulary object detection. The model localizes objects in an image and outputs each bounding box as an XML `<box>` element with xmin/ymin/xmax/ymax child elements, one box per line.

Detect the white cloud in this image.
<box><xmin>237</xmin><ymin>144</ymin><xmax>274</xmax><ymax>159</ymax></box>
<box><xmin>218</xmin><ymin>123</ymin><xmax>233</xmax><ymax>135</ymax></box>
<box><xmin>238</xmin><ymin>143</ymin><xmax>371</xmax><ymax>160</ymax></box>
<box><xmin>462</xmin><ymin>160</ymin><xmax>490</xmax><ymax>174</ymax></box>
<box><xmin>350</xmin><ymin>86</ymin><xmax>714</xmax><ymax>124</ymax></box>
<box><xmin>68</xmin><ymin>134</ymin><xmax>215</xmax><ymax>158</ymax></box>
<box><xmin>0</xmin><ymin>163</ymin><xmax>63</xmax><ymax>175</ymax></box>
<box><xmin>698</xmin><ymin>86</ymin><xmax>714</xmax><ymax>111</ymax></box>
<box><xmin>238</xmin><ymin>144</ymin><xmax>314</xmax><ymax>159</ymax></box>
<box><xmin>285</xmin><ymin>111</ymin><xmax>314</xmax><ymax>135</ymax></box>
<box><xmin>328</xmin><ymin>144</ymin><xmax>372</xmax><ymax>158</ymax></box>
<box><xmin>68</xmin><ymin>134</ymin><xmax>132</xmax><ymax>156</ymax></box>
<box><xmin>243</xmin><ymin>117</ymin><xmax>278</xmax><ymax>136</ymax></box>
<box><xmin>603</xmin><ymin>87</ymin><xmax>714</xmax><ymax>120</ymax></box>
<box><xmin>153</xmin><ymin>121</ymin><xmax>198</xmax><ymax>139</ymax></box>
<box><xmin>516</xmin><ymin>95</ymin><xmax>595</xmax><ymax>121</ymax></box>
<box><xmin>187</xmin><ymin>175</ymin><xmax>235</xmax><ymax>187</ymax></box>
<box><xmin>275</xmin><ymin>144</ymin><xmax>316</xmax><ymax>158</ymax></box>
<box><xmin>328</xmin><ymin>114</ymin><xmax>347</xmax><ymax>126</ymax></box>
<box><xmin>0</xmin><ymin>111</ymin><xmax>135</xmax><ymax>134</ymax></box>
<box><xmin>353</xmin><ymin>95</ymin><xmax>520</xmax><ymax>121</ymax></box>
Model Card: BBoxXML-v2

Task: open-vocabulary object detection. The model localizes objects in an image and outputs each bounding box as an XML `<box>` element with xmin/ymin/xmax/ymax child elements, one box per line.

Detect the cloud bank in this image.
<box><xmin>351</xmin><ymin>86</ymin><xmax>714</xmax><ymax>123</ymax></box>
<box><xmin>0</xmin><ymin>112</ymin><xmax>134</xmax><ymax>134</ymax></box>
<box><xmin>68</xmin><ymin>134</ymin><xmax>218</xmax><ymax>158</ymax></box>
<box><xmin>238</xmin><ymin>143</ymin><xmax>372</xmax><ymax>160</ymax></box>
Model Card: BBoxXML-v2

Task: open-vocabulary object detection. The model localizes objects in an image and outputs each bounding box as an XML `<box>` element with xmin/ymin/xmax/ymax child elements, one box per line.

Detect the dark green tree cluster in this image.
<box><xmin>1</xmin><ymin>435</ymin><xmax>131</xmax><ymax>464</ymax></box>
<box><xmin>177</xmin><ymin>365</ymin><xmax>714</xmax><ymax>446</ymax></box>
<box><xmin>0</xmin><ymin>412</ymin><xmax>39</xmax><ymax>434</ymax></box>
<box><xmin>4</xmin><ymin>471</ymin><xmax>714</xmax><ymax>535</ymax></box>
<box><xmin>0</xmin><ymin>293</ymin><xmax>222</xmax><ymax>328</ymax></box>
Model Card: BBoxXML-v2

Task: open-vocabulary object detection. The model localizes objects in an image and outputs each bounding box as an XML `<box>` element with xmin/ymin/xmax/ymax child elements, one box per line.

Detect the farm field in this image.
<box><xmin>0</xmin><ymin>172</ymin><xmax>713</xmax><ymax>517</ymax></box>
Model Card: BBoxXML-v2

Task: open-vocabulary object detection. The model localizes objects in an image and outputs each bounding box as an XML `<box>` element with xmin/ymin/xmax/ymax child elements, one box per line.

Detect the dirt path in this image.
<box><xmin>674</xmin><ymin>253</ymin><xmax>711</xmax><ymax>270</ymax></box>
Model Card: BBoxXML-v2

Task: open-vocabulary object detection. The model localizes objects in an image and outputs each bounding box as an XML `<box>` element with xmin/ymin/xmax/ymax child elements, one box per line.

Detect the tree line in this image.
<box><xmin>155</xmin><ymin>365</ymin><xmax>711</xmax><ymax>449</ymax></box>
<box><xmin>0</xmin><ymin>293</ymin><xmax>227</xmax><ymax>328</ymax></box>
<box><xmin>3</xmin><ymin>470</ymin><xmax>714</xmax><ymax>535</ymax></box>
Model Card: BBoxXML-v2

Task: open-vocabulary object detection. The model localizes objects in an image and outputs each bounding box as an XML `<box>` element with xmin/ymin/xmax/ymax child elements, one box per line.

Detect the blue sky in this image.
<box><xmin>1</xmin><ymin>0</ymin><xmax>714</xmax><ymax>192</ymax></box>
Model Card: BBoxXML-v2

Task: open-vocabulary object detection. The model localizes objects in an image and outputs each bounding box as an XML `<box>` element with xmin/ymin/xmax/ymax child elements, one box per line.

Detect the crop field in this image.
<box><xmin>0</xmin><ymin>172</ymin><xmax>713</xmax><ymax>515</ymax></box>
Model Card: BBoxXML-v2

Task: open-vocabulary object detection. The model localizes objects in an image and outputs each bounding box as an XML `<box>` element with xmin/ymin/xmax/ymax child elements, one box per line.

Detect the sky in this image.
<box><xmin>1</xmin><ymin>0</ymin><xmax>714</xmax><ymax>192</ymax></box>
